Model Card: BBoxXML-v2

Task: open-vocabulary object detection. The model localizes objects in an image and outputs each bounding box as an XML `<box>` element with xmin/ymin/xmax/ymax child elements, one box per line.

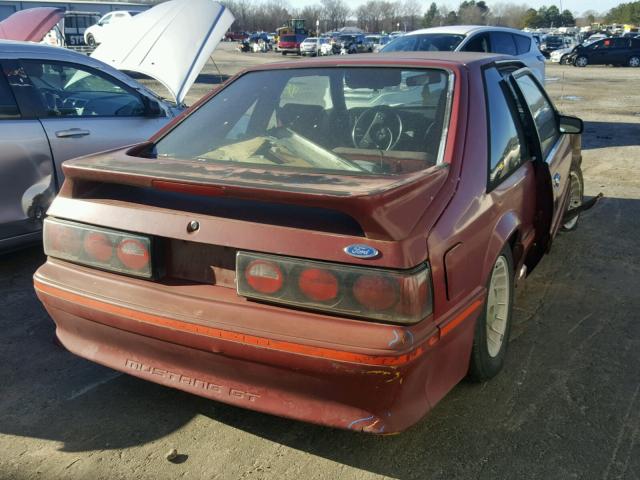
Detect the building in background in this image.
<box><xmin>0</xmin><ymin>0</ymin><xmax>149</xmax><ymax>21</ymax></box>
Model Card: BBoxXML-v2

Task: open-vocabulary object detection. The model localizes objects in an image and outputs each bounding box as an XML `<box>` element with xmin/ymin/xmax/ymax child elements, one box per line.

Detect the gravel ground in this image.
<box><xmin>0</xmin><ymin>43</ymin><xmax>639</xmax><ymax>480</ymax></box>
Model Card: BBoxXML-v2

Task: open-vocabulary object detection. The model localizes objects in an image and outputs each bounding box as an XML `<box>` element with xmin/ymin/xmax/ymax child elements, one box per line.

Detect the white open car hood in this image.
<box><xmin>91</xmin><ymin>0</ymin><xmax>234</xmax><ymax>104</ymax></box>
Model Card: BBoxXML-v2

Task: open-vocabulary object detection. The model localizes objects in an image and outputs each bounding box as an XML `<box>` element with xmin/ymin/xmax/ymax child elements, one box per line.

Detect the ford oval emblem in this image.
<box><xmin>344</xmin><ymin>244</ymin><xmax>379</xmax><ymax>259</ymax></box>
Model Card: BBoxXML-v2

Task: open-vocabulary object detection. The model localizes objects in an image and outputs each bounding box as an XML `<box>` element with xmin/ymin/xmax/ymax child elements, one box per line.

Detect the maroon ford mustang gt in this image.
<box><xmin>34</xmin><ymin>52</ymin><xmax>586</xmax><ymax>433</ymax></box>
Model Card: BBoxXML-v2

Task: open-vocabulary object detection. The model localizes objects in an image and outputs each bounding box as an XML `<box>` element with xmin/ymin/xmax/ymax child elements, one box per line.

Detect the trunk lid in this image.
<box><xmin>0</xmin><ymin>7</ymin><xmax>64</xmax><ymax>42</ymax></box>
<box><xmin>59</xmin><ymin>145</ymin><xmax>452</xmax><ymax>245</ymax></box>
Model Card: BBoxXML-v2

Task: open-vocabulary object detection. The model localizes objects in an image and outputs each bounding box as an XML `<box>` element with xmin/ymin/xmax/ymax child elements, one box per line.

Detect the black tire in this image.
<box><xmin>628</xmin><ymin>56</ymin><xmax>640</xmax><ymax>67</ymax></box>
<box><xmin>575</xmin><ymin>55</ymin><xmax>588</xmax><ymax>67</ymax></box>
<box><xmin>281</xmin><ymin>51</ymin><xmax>287</xmax><ymax>55</ymax></box>
<box><xmin>468</xmin><ymin>246</ymin><xmax>514</xmax><ymax>382</ymax></box>
<box><xmin>86</xmin><ymin>33</ymin><xmax>96</xmax><ymax>47</ymax></box>
<box><xmin>560</xmin><ymin>164</ymin><xmax>584</xmax><ymax>232</ymax></box>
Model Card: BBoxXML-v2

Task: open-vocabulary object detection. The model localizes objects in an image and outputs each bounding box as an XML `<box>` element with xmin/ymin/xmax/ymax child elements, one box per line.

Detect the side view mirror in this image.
<box><xmin>144</xmin><ymin>98</ymin><xmax>164</xmax><ymax>117</ymax></box>
<box><xmin>559</xmin><ymin>115</ymin><xmax>583</xmax><ymax>134</ymax></box>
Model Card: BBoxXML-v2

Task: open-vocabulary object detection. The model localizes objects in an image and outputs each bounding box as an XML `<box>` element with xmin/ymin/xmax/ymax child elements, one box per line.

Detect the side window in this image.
<box><xmin>0</xmin><ymin>70</ymin><xmax>20</xmax><ymax>119</ymax></box>
<box><xmin>514</xmin><ymin>74</ymin><xmax>559</xmax><ymax>158</ymax></box>
<box><xmin>490</xmin><ymin>32</ymin><xmax>517</xmax><ymax>55</ymax></box>
<box><xmin>463</xmin><ymin>33</ymin><xmax>490</xmax><ymax>53</ymax></box>
<box><xmin>514</xmin><ymin>35</ymin><xmax>532</xmax><ymax>55</ymax></box>
<box><xmin>613</xmin><ymin>38</ymin><xmax>628</xmax><ymax>48</ymax></box>
<box><xmin>21</xmin><ymin>61</ymin><xmax>145</xmax><ymax>118</ymax></box>
<box><xmin>484</xmin><ymin>68</ymin><xmax>524</xmax><ymax>188</ymax></box>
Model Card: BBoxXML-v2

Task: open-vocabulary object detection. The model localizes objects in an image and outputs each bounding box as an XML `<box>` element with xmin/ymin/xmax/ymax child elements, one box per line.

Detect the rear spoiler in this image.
<box><xmin>61</xmin><ymin>144</ymin><xmax>451</xmax><ymax>241</ymax></box>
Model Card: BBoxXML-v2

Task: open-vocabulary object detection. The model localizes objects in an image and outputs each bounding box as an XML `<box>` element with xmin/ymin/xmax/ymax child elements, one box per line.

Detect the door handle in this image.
<box><xmin>55</xmin><ymin>128</ymin><xmax>91</xmax><ymax>138</ymax></box>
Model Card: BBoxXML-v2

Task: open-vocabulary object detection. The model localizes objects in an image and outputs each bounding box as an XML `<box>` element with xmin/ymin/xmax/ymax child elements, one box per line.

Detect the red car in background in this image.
<box><xmin>35</xmin><ymin>52</ymin><xmax>587</xmax><ymax>433</ymax></box>
<box><xmin>224</xmin><ymin>31</ymin><xmax>248</xmax><ymax>42</ymax></box>
<box><xmin>278</xmin><ymin>33</ymin><xmax>306</xmax><ymax>55</ymax></box>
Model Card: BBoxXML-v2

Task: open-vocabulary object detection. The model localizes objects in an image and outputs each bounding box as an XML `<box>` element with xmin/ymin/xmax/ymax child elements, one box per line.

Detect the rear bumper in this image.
<box><xmin>34</xmin><ymin>260</ymin><xmax>482</xmax><ymax>433</ymax></box>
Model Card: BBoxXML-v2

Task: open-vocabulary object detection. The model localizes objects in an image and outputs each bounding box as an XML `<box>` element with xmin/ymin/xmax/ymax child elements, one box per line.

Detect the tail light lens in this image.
<box><xmin>44</xmin><ymin>218</ymin><xmax>153</xmax><ymax>278</ymax></box>
<box><xmin>245</xmin><ymin>259</ymin><xmax>284</xmax><ymax>294</ymax></box>
<box><xmin>298</xmin><ymin>268</ymin><xmax>339</xmax><ymax>303</ymax></box>
<box><xmin>353</xmin><ymin>275</ymin><xmax>397</xmax><ymax>310</ymax></box>
<box><xmin>237</xmin><ymin>252</ymin><xmax>432</xmax><ymax>325</ymax></box>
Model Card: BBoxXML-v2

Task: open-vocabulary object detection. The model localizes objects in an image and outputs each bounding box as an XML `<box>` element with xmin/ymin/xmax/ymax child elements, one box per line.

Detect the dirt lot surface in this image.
<box><xmin>1</xmin><ymin>43</ymin><xmax>639</xmax><ymax>480</ymax></box>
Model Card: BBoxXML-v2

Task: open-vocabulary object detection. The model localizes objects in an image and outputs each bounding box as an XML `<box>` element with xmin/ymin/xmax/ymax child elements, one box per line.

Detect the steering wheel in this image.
<box><xmin>352</xmin><ymin>106</ymin><xmax>403</xmax><ymax>151</ymax></box>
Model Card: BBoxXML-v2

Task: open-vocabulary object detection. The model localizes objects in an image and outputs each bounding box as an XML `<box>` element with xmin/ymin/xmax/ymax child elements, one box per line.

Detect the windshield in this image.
<box><xmin>281</xmin><ymin>35</ymin><xmax>297</xmax><ymax>42</ymax></box>
<box><xmin>153</xmin><ymin>67</ymin><xmax>452</xmax><ymax>176</ymax></box>
<box><xmin>382</xmin><ymin>33</ymin><xmax>465</xmax><ymax>52</ymax></box>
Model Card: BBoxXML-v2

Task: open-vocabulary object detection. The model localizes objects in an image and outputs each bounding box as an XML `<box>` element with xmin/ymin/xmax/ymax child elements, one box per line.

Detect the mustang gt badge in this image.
<box><xmin>344</xmin><ymin>244</ymin><xmax>379</xmax><ymax>259</ymax></box>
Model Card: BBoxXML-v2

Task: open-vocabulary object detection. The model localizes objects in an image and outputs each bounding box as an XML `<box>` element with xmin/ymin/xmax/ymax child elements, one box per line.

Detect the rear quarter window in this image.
<box><xmin>491</xmin><ymin>32</ymin><xmax>517</xmax><ymax>56</ymax></box>
<box><xmin>514</xmin><ymin>35</ymin><xmax>532</xmax><ymax>55</ymax></box>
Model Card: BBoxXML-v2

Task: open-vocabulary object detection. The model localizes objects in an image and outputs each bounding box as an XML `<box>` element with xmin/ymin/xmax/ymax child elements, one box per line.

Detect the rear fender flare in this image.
<box><xmin>481</xmin><ymin>211</ymin><xmax>520</xmax><ymax>285</ymax></box>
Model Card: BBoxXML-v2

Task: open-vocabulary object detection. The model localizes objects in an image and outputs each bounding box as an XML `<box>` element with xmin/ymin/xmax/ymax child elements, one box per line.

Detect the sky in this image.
<box><xmin>291</xmin><ymin>0</ymin><xmax>623</xmax><ymax>15</ymax></box>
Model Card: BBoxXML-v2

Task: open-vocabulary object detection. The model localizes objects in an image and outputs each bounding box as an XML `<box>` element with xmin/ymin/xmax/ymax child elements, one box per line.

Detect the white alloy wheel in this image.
<box><xmin>485</xmin><ymin>256</ymin><xmax>511</xmax><ymax>358</ymax></box>
<box><xmin>629</xmin><ymin>56</ymin><xmax>640</xmax><ymax>67</ymax></box>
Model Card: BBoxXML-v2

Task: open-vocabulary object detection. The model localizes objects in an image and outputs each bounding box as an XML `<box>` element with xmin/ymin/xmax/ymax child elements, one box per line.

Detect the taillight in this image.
<box><xmin>117</xmin><ymin>239</ymin><xmax>150</xmax><ymax>272</ymax></box>
<box><xmin>84</xmin><ymin>232</ymin><xmax>113</xmax><ymax>262</ymax></box>
<box><xmin>353</xmin><ymin>275</ymin><xmax>397</xmax><ymax>310</ymax></box>
<box><xmin>298</xmin><ymin>268</ymin><xmax>338</xmax><ymax>302</ymax></box>
<box><xmin>237</xmin><ymin>252</ymin><xmax>432</xmax><ymax>324</ymax></box>
<box><xmin>43</xmin><ymin>218</ymin><xmax>153</xmax><ymax>278</ymax></box>
<box><xmin>245</xmin><ymin>260</ymin><xmax>284</xmax><ymax>294</ymax></box>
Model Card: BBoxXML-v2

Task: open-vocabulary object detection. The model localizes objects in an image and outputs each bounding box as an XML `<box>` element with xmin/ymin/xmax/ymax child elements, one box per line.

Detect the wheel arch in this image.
<box><xmin>481</xmin><ymin>210</ymin><xmax>521</xmax><ymax>285</ymax></box>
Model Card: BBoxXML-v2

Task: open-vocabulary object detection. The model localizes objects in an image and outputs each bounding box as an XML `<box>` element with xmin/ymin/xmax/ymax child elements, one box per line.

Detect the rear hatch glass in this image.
<box><xmin>152</xmin><ymin>67</ymin><xmax>453</xmax><ymax>177</ymax></box>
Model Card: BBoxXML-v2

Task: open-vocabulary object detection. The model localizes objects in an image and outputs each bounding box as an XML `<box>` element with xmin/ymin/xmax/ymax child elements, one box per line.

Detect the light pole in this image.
<box><xmin>316</xmin><ymin>19</ymin><xmax>320</xmax><ymax>56</ymax></box>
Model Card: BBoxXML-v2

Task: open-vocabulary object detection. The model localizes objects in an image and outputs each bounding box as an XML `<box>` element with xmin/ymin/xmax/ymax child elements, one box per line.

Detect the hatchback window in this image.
<box><xmin>154</xmin><ymin>67</ymin><xmax>452</xmax><ymax>176</ymax></box>
<box><xmin>514</xmin><ymin>74</ymin><xmax>559</xmax><ymax>158</ymax></box>
<box><xmin>484</xmin><ymin>68</ymin><xmax>523</xmax><ymax>187</ymax></box>
<box><xmin>513</xmin><ymin>35</ymin><xmax>532</xmax><ymax>55</ymax></box>
<box><xmin>383</xmin><ymin>34</ymin><xmax>464</xmax><ymax>52</ymax></box>
<box><xmin>0</xmin><ymin>71</ymin><xmax>19</xmax><ymax>119</ymax></box>
<box><xmin>491</xmin><ymin>32</ymin><xmax>517</xmax><ymax>55</ymax></box>
<box><xmin>21</xmin><ymin>61</ymin><xmax>145</xmax><ymax>118</ymax></box>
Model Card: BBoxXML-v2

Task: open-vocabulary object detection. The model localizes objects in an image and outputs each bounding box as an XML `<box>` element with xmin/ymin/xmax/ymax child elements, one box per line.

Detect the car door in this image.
<box><xmin>609</xmin><ymin>38</ymin><xmax>630</xmax><ymax>64</ymax></box>
<box><xmin>8</xmin><ymin>59</ymin><xmax>167</xmax><ymax>185</ymax></box>
<box><xmin>588</xmin><ymin>39</ymin><xmax>609</xmax><ymax>65</ymax></box>
<box><xmin>508</xmin><ymin>69</ymin><xmax>573</xmax><ymax>268</ymax></box>
<box><xmin>0</xmin><ymin>64</ymin><xmax>55</xmax><ymax>246</ymax></box>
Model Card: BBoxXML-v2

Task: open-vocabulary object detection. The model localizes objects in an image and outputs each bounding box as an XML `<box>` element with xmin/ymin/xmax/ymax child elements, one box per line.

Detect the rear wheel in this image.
<box><xmin>561</xmin><ymin>165</ymin><xmax>584</xmax><ymax>232</ymax></box>
<box><xmin>468</xmin><ymin>246</ymin><xmax>514</xmax><ymax>382</ymax></box>
<box><xmin>86</xmin><ymin>33</ymin><xmax>96</xmax><ymax>46</ymax></box>
<box><xmin>628</xmin><ymin>56</ymin><xmax>640</xmax><ymax>67</ymax></box>
<box><xmin>575</xmin><ymin>55</ymin><xmax>588</xmax><ymax>67</ymax></box>
<box><xmin>281</xmin><ymin>51</ymin><xmax>287</xmax><ymax>55</ymax></box>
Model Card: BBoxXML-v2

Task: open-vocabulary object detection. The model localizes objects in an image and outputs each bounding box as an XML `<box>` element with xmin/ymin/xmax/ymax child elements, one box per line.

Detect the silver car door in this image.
<box><xmin>0</xmin><ymin>65</ymin><xmax>54</xmax><ymax>248</ymax></box>
<box><xmin>17</xmin><ymin>59</ymin><xmax>168</xmax><ymax>184</ymax></box>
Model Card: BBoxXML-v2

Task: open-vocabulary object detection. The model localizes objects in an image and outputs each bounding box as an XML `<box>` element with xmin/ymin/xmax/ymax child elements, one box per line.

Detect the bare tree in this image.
<box><xmin>489</xmin><ymin>2</ymin><xmax>529</xmax><ymax>28</ymax></box>
<box><xmin>321</xmin><ymin>0</ymin><xmax>350</xmax><ymax>30</ymax></box>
